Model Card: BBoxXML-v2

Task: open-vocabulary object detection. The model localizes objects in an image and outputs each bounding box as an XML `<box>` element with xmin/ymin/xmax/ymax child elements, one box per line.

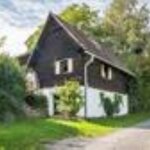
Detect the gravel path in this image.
<box><xmin>45</xmin><ymin>120</ymin><xmax>150</xmax><ymax>150</ymax></box>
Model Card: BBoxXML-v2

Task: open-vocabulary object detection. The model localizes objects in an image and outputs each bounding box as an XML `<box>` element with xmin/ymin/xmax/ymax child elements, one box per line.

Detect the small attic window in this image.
<box><xmin>101</xmin><ymin>64</ymin><xmax>113</xmax><ymax>80</ymax></box>
<box><xmin>55</xmin><ymin>58</ymin><xmax>73</xmax><ymax>75</ymax></box>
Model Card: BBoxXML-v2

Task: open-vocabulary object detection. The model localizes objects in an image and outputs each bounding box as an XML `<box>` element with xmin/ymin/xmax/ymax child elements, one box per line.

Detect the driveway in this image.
<box><xmin>45</xmin><ymin>120</ymin><xmax>150</xmax><ymax>150</ymax></box>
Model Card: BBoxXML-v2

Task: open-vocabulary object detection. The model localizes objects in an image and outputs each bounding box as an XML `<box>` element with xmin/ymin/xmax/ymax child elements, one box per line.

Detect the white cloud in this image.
<box><xmin>1</xmin><ymin>27</ymin><xmax>36</xmax><ymax>57</ymax></box>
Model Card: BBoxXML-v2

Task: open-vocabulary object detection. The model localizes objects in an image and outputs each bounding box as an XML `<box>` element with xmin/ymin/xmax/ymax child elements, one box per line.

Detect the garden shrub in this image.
<box><xmin>55</xmin><ymin>80</ymin><xmax>84</xmax><ymax>118</ymax></box>
<box><xmin>100</xmin><ymin>93</ymin><xmax>123</xmax><ymax>117</ymax></box>
<box><xmin>25</xmin><ymin>93</ymin><xmax>48</xmax><ymax>116</ymax></box>
<box><xmin>0</xmin><ymin>55</ymin><xmax>26</xmax><ymax>122</ymax></box>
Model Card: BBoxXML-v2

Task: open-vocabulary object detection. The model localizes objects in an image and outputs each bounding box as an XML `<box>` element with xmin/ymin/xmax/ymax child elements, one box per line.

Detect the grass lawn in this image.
<box><xmin>0</xmin><ymin>113</ymin><xmax>150</xmax><ymax>150</ymax></box>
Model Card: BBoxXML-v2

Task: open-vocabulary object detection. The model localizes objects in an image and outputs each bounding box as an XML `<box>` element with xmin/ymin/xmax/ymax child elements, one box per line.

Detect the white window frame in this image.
<box><xmin>100</xmin><ymin>64</ymin><xmax>113</xmax><ymax>80</ymax></box>
<box><xmin>26</xmin><ymin>70</ymin><xmax>39</xmax><ymax>91</ymax></box>
<box><xmin>54</xmin><ymin>58</ymin><xmax>73</xmax><ymax>75</ymax></box>
<box><xmin>108</xmin><ymin>67</ymin><xmax>113</xmax><ymax>80</ymax></box>
<box><xmin>101</xmin><ymin>64</ymin><xmax>106</xmax><ymax>78</ymax></box>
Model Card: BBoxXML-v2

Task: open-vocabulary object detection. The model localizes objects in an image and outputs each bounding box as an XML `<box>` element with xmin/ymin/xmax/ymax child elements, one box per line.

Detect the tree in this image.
<box><xmin>26</xmin><ymin>26</ymin><xmax>43</xmax><ymax>52</ymax></box>
<box><xmin>135</xmin><ymin>56</ymin><xmax>150</xmax><ymax>111</ymax></box>
<box><xmin>60</xmin><ymin>4</ymin><xmax>98</xmax><ymax>30</ymax></box>
<box><xmin>98</xmin><ymin>0</ymin><xmax>150</xmax><ymax>55</ymax></box>
<box><xmin>0</xmin><ymin>55</ymin><xmax>26</xmax><ymax>122</ymax></box>
<box><xmin>55</xmin><ymin>80</ymin><xmax>84</xmax><ymax>118</ymax></box>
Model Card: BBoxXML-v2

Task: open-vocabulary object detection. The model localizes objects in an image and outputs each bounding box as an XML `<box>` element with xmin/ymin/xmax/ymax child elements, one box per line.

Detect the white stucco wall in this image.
<box><xmin>38</xmin><ymin>86</ymin><xmax>129</xmax><ymax>118</ymax></box>
<box><xmin>78</xmin><ymin>87</ymin><xmax>128</xmax><ymax>118</ymax></box>
<box><xmin>36</xmin><ymin>88</ymin><xmax>55</xmax><ymax>116</ymax></box>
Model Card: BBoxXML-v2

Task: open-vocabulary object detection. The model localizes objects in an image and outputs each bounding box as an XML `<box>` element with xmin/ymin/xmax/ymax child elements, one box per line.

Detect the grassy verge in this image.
<box><xmin>0</xmin><ymin>113</ymin><xmax>149</xmax><ymax>150</ymax></box>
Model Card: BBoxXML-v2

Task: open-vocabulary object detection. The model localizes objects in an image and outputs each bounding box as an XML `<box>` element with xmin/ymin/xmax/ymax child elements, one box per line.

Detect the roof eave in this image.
<box><xmin>84</xmin><ymin>51</ymin><xmax>135</xmax><ymax>77</ymax></box>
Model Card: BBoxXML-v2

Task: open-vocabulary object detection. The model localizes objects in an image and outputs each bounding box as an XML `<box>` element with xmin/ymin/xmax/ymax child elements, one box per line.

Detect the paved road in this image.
<box><xmin>45</xmin><ymin>120</ymin><xmax>150</xmax><ymax>150</ymax></box>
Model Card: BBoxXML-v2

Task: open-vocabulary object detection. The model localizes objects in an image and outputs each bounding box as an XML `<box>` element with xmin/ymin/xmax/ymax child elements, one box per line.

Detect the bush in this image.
<box><xmin>128</xmin><ymin>56</ymin><xmax>150</xmax><ymax>113</ymax></box>
<box><xmin>0</xmin><ymin>55</ymin><xmax>26</xmax><ymax>122</ymax></box>
<box><xmin>100</xmin><ymin>93</ymin><xmax>122</xmax><ymax>117</ymax></box>
<box><xmin>25</xmin><ymin>93</ymin><xmax>48</xmax><ymax>116</ymax></box>
<box><xmin>55</xmin><ymin>80</ymin><xmax>84</xmax><ymax>118</ymax></box>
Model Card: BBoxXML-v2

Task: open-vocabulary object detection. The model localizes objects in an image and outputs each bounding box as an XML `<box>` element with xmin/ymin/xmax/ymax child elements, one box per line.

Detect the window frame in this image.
<box><xmin>26</xmin><ymin>69</ymin><xmax>39</xmax><ymax>91</ymax></box>
<box><xmin>100</xmin><ymin>63</ymin><xmax>113</xmax><ymax>80</ymax></box>
<box><xmin>54</xmin><ymin>58</ymin><xmax>73</xmax><ymax>75</ymax></box>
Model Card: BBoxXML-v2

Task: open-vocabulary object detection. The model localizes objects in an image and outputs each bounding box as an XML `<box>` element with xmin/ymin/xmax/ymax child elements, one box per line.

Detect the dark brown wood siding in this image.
<box><xmin>87</xmin><ymin>58</ymin><xmax>129</xmax><ymax>94</ymax></box>
<box><xmin>30</xmin><ymin>16</ymin><xmax>84</xmax><ymax>88</ymax></box>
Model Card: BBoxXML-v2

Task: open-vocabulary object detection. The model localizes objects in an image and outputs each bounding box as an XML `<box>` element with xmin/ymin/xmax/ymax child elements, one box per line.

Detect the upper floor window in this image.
<box><xmin>101</xmin><ymin>64</ymin><xmax>113</xmax><ymax>80</ymax></box>
<box><xmin>55</xmin><ymin>58</ymin><xmax>73</xmax><ymax>75</ymax></box>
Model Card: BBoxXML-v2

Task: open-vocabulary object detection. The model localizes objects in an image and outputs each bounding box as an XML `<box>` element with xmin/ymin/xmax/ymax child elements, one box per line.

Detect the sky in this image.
<box><xmin>0</xmin><ymin>0</ymin><xmax>149</xmax><ymax>56</ymax></box>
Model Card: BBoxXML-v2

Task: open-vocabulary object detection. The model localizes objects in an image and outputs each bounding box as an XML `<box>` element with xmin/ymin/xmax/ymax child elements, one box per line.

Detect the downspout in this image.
<box><xmin>84</xmin><ymin>54</ymin><xmax>94</xmax><ymax>118</ymax></box>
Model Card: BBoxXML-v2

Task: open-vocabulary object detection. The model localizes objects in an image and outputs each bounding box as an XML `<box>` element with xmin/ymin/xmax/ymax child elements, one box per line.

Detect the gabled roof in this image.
<box><xmin>19</xmin><ymin>13</ymin><xmax>134</xmax><ymax>77</ymax></box>
<box><xmin>51</xmin><ymin>13</ymin><xmax>134</xmax><ymax>77</ymax></box>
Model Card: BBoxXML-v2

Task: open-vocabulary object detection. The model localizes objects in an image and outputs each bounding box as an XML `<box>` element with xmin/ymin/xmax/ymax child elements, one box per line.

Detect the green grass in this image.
<box><xmin>0</xmin><ymin>113</ymin><xmax>149</xmax><ymax>150</ymax></box>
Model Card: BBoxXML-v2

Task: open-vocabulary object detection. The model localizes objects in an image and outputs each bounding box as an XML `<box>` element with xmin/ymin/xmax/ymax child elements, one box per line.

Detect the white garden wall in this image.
<box><xmin>36</xmin><ymin>88</ymin><xmax>55</xmax><ymax>116</ymax></box>
<box><xmin>38</xmin><ymin>86</ymin><xmax>129</xmax><ymax>118</ymax></box>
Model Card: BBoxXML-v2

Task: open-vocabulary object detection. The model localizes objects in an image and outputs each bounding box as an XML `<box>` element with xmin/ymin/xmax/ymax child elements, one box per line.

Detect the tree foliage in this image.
<box><xmin>0</xmin><ymin>55</ymin><xmax>26</xmax><ymax>122</ymax></box>
<box><xmin>26</xmin><ymin>26</ymin><xmax>43</xmax><ymax>51</ymax></box>
<box><xmin>134</xmin><ymin>56</ymin><xmax>150</xmax><ymax>111</ymax></box>
<box><xmin>99</xmin><ymin>0</ymin><xmax>150</xmax><ymax>55</ymax></box>
<box><xmin>60</xmin><ymin>4</ymin><xmax>98</xmax><ymax>30</ymax></box>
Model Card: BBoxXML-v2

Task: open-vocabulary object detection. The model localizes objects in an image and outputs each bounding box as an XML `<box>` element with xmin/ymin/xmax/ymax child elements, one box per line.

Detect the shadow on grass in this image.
<box><xmin>0</xmin><ymin>113</ymin><xmax>150</xmax><ymax>150</ymax></box>
<box><xmin>0</xmin><ymin>118</ymin><xmax>79</xmax><ymax>150</ymax></box>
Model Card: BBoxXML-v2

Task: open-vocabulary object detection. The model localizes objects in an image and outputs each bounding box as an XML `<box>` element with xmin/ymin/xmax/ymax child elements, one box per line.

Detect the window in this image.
<box><xmin>26</xmin><ymin>70</ymin><xmax>39</xmax><ymax>91</ymax></box>
<box><xmin>60</xmin><ymin>60</ymin><xmax>68</xmax><ymax>73</ymax></box>
<box><xmin>101</xmin><ymin>64</ymin><xmax>113</xmax><ymax>80</ymax></box>
<box><xmin>55</xmin><ymin>58</ymin><xmax>73</xmax><ymax>75</ymax></box>
<box><xmin>108</xmin><ymin>67</ymin><xmax>112</xmax><ymax>80</ymax></box>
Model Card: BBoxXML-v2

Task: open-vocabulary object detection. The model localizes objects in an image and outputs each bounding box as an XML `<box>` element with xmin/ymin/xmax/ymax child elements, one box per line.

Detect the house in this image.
<box><xmin>19</xmin><ymin>13</ymin><xmax>134</xmax><ymax>118</ymax></box>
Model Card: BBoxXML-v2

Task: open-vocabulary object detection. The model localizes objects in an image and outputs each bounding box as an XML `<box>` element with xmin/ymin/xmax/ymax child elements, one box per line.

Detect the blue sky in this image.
<box><xmin>0</xmin><ymin>0</ymin><xmax>149</xmax><ymax>56</ymax></box>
